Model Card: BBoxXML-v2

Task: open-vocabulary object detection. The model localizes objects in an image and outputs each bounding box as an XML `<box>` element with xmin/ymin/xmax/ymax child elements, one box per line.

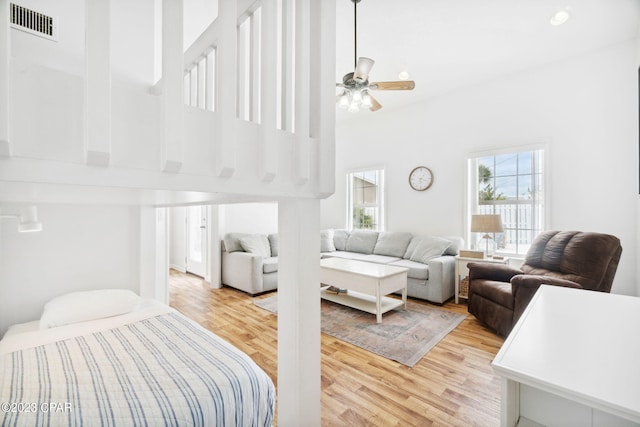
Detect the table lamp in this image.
<box><xmin>471</xmin><ymin>214</ymin><xmax>503</xmax><ymax>257</ymax></box>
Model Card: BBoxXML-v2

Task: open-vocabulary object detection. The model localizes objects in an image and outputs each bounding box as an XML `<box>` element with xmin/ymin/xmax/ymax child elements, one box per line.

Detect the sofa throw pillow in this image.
<box><xmin>346</xmin><ymin>230</ymin><xmax>379</xmax><ymax>254</ymax></box>
<box><xmin>320</xmin><ymin>229</ymin><xmax>336</xmax><ymax>252</ymax></box>
<box><xmin>373</xmin><ymin>232</ymin><xmax>413</xmax><ymax>257</ymax></box>
<box><xmin>224</xmin><ymin>232</ymin><xmax>251</xmax><ymax>252</ymax></box>
<box><xmin>403</xmin><ymin>236</ymin><xmax>423</xmax><ymax>259</ymax></box>
<box><xmin>239</xmin><ymin>234</ymin><xmax>271</xmax><ymax>258</ymax></box>
<box><xmin>268</xmin><ymin>234</ymin><xmax>279</xmax><ymax>257</ymax></box>
<box><xmin>441</xmin><ymin>236</ymin><xmax>463</xmax><ymax>256</ymax></box>
<box><xmin>333</xmin><ymin>229</ymin><xmax>350</xmax><ymax>251</ymax></box>
<box><xmin>409</xmin><ymin>236</ymin><xmax>452</xmax><ymax>264</ymax></box>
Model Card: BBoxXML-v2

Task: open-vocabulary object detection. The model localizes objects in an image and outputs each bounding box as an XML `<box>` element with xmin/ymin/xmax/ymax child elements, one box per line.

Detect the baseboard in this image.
<box><xmin>170</xmin><ymin>264</ymin><xmax>186</xmax><ymax>273</ymax></box>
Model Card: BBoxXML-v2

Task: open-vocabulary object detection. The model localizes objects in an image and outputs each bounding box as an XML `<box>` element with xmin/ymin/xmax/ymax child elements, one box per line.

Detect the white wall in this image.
<box><xmin>219</xmin><ymin>202</ymin><xmax>279</xmax><ymax>235</ymax></box>
<box><xmin>323</xmin><ymin>40</ymin><xmax>638</xmax><ymax>296</ymax></box>
<box><xmin>169</xmin><ymin>206</ymin><xmax>186</xmax><ymax>271</ymax></box>
<box><xmin>10</xmin><ymin>0</ymin><xmax>156</xmax><ymax>85</ymax></box>
<box><xmin>0</xmin><ymin>204</ymin><xmax>142</xmax><ymax>336</ymax></box>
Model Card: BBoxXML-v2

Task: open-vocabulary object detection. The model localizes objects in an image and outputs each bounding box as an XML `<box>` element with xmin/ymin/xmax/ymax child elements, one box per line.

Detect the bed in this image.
<box><xmin>0</xmin><ymin>289</ymin><xmax>276</xmax><ymax>426</ymax></box>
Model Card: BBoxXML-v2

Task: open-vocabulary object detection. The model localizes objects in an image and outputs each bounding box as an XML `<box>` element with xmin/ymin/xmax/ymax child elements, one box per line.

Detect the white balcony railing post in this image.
<box><xmin>0</xmin><ymin>0</ymin><xmax>11</xmax><ymax>156</ymax></box>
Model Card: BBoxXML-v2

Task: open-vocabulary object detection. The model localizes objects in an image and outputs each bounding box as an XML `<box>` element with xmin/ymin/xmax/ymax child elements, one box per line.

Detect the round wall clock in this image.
<box><xmin>409</xmin><ymin>166</ymin><xmax>433</xmax><ymax>191</ymax></box>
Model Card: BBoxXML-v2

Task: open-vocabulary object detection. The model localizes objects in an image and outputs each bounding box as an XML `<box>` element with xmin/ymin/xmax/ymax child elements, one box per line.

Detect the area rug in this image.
<box><xmin>253</xmin><ymin>294</ymin><xmax>466</xmax><ymax>367</ymax></box>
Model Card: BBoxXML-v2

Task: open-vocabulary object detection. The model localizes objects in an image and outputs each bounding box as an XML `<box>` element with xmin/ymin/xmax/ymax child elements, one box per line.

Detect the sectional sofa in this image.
<box><xmin>221</xmin><ymin>229</ymin><xmax>463</xmax><ymax>304</ymax></box>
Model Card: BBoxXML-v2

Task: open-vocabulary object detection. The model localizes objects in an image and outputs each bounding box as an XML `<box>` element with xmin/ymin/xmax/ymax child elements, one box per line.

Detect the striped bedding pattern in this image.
<box><xmin>0</xmin><ymin>312</ymin><xmax>275</xmax><ymax>427</ymax></box>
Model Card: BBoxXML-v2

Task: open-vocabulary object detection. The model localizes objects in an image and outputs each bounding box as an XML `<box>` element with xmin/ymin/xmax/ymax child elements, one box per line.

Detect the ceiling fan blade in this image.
<box><xmin>369</xmin><ymin>95</ymin><xmax>382</xmax><ymax>112</ymax></box>
<box><xmin>353</xmin><ymin>57</ymin><xmax>375</xmax><ymax>82</ymax></box>
<box><xmin>371</xmin><ymin>80</ymin><xmax>416</xmax><ymax>90</ymax></box>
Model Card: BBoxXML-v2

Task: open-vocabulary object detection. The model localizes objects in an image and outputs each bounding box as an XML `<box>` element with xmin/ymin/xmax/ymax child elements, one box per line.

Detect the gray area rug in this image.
<box><xmin>253</xmin><ymin>294</ymin><xmax>466</xmax><ymax>367</ymax></box>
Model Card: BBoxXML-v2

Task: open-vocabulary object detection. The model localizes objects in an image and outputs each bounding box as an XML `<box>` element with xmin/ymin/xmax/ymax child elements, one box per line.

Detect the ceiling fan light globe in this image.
<box><xmin>362</xmin><ymin>93</ymin><xmax>372</xmax><ymax>108</ymax></box>
<box><xmin>352</xmin><ymin>90</ymin><xmax>363</xmax><ymax>103</ymax></box>
<box><xmin>348</xmin><ymin>103</ymin><xmax>360</xmax><ymax>113</ymax></box>
<box><xmin>339</xmin><ymin>94</ymin><xmax>350</xmax><ymax>108</ymax></box>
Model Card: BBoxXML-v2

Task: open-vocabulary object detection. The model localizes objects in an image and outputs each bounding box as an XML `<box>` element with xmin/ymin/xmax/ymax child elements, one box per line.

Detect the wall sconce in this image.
<box><xmin>0</xmin><ymin>206</ymin><xmax>43</xmax><ymax>233</ymax></box>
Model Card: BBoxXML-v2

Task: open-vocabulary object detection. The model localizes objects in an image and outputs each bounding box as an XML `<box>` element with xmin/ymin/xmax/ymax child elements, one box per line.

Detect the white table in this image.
<box><xmin>320</xmin><ymin>257</ymin><xmax>408</xmax><ymax>323</ymax></box>
<box><xmin>492</xmin><ymin>285</ymin><xmax>640</xmax><ymax>427</ymax></box>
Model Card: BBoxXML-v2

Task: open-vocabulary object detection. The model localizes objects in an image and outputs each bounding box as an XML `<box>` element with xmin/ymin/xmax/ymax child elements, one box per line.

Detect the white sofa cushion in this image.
<box><xmin>389</xmin><ymin>259</ymin><xmax>430</xmax><ymax>281</ymax></box>
<box><xmin>263</xmin><ymin>257</ymin><xmax>278</xmax><ymax>274</ymax></box>
<box><xmin>442</xmin><ymin>236</ymin><xmax>463</xmax><ymax>256</ymax></box>
<box><xmin>403</xmin><ymin>235</ymin><xmax>422</xmax><ymax>259</ymax></box>
<box><xmin>224</xmin><ymin>232</ymin><xmax>251</xmax><ymax>252</ymax></box>
<box><xmin>333</xmin><ymin>229</ymin><xmax>350</xmax><ymax>251</ymax></box>
<box><xmin>345</xmin><ymin>230</ymin><xmax>379</xmax><ymax>254</ymax></box>
<box><xmin>239</xmin><ymin>234</ymin><xmax>271</xmax><ymax>258</ymax></box>
<box><xmin>409</xmin><ymin>236</ymin><xmax>451</xmax><ymax>263</ymax></box>
<box><xmin>268</xmin><ymin>234</ymin><xmax>279</xmax><ymax>256</ymax></box>
<box><xmin>320</xmin><ymin>229</ymin><xmax>336</xmax><ymax>252</ymax></box>
<box><xmin>373</xmin><ymin>231</ymin><xmax>413</xmax><ymax>257</ymax></box>
<box><xmin>322</xmin><ymin>251</ymin><xmax>372</xmax><ymax>262</ymax></box>
<box><xmin>360</xmin><ymin>254</ymin><xmax>403</xmax><ymax>264</ymax></box>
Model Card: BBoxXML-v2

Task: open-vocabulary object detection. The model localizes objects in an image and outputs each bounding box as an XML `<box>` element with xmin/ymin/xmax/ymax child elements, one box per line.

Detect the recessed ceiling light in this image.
<box><xmin>550</xmin><ymin>8</ymin><xmax>571</xmax><ymax>26</ymax></box>
<box><xmin>398</xmin><ymin>71</ymin><xmax>410</xmax><ymax>80</ymax></box>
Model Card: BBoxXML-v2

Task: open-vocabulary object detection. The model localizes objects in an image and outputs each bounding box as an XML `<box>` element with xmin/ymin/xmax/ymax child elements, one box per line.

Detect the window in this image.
<box><xmin>467</xmin><ymin>147</ymin><xmax>545</xmax><ymax>256</ymax></box>
<box><xmin>347</xmin><ymin>168</ymin><xmax>385</xmax><ymax>230</ymax></box>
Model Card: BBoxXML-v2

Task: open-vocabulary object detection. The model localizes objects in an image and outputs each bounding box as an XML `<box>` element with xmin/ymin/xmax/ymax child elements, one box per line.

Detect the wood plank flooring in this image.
<box><xmin>169</xmin><ymin>269</ymin><xmax>504</xmax><ymax>426</ymax></box>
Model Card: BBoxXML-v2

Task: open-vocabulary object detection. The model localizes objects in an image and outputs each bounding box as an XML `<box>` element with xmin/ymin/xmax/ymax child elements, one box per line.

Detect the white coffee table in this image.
<box><xmin>320</xmin><ymin>257</ymin><xmax>408</xmax><ymax>323</ymax></box>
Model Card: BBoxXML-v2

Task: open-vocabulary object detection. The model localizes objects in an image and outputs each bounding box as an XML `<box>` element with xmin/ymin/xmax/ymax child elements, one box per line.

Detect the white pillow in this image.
<box><xmin>320</xmin><ymin>229</ymin><xmax>336</xmax><ymax>252</ymax></box>
<box><xmin>39</xmin><ymin>289</ymin><xmax>143</xmax><ymax>329</ymax></box>
<box><xmin>409</xmin><ymin>237</ymin><xmax>452</xmax><ymax>264</ymax></box>
<box><xmin>239</xmin><ymin>234</ymin><xmax>271</xmax><ymax>258</ymax></box>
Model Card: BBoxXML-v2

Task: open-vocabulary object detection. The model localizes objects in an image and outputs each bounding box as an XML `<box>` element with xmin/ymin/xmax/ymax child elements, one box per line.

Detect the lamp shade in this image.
<box><xmin>471</xmin><ymin>214</ymin><xmax>503</xmax><ymax>233</ymax></box>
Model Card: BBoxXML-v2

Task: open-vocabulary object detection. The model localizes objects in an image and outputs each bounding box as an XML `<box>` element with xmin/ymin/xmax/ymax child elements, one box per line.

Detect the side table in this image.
<box><xmin>454</xmin><ymin>256</ymin><xmax>510</xmax><ymax>304</ymax></box>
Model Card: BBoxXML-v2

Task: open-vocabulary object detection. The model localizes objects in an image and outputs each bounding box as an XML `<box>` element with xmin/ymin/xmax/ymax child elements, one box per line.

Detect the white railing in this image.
<box><xmin>181</xmin><ymin>0</ymin><xmax>300</xmax><ymax>132</ymax></box>
<box><xmin>184</xmin><ymin>48</ymin><xmax>215</xmax><ymax>111</ymax></box>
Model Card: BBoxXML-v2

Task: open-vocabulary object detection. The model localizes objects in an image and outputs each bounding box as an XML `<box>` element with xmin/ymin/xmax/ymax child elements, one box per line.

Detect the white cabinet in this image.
<box><xmin>492</xmin><ymin>286</ymin><xmax>640</xmax><ymax>427</ymax></box>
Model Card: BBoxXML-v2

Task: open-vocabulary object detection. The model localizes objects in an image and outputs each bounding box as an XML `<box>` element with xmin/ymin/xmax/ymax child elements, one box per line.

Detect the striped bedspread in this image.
<box><xmin>0</xmin><ymin>310</ymin><xmax>275</xmax><ymax>427</ymax></box>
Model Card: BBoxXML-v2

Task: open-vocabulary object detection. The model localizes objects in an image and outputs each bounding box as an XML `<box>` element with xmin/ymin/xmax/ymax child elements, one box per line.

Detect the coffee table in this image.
<box><xmin>320</xmin><ymin>257</ymin><xmax>408</xmax><ymax>323</ymax></box>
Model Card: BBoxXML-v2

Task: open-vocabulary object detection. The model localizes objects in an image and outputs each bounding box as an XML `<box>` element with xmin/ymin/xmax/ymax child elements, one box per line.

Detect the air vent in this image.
<box><xmin>10</xmin><ymin>3</ymin><xmax>57</xmax><ymax>41</ymax></box>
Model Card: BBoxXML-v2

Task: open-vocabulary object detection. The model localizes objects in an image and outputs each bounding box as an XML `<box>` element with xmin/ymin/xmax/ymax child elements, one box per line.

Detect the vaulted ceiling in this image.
<box><xmin>335</xmin><ymin>0</ymin><xmax>640</xmax><ymax>116</ymax></box>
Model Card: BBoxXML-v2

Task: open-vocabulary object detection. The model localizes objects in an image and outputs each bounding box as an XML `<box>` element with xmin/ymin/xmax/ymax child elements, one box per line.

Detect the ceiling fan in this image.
<box><xmin>336</xmin><ymin>0</ymin><xmax>415</xmax><ymax>112</ymax></box>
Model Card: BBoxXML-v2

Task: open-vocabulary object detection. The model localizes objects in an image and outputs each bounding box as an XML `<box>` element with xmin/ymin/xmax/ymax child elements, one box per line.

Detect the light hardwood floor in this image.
<box><xmin>169</xmin><ymin>269</ymin><xmax>504</xmax><ymax>426</ymax></box>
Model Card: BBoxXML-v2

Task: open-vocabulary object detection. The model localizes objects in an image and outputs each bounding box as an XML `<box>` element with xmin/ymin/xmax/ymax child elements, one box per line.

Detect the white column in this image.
<box><xmin>85</xmin><ymin>0</ymin><xmax>111</xmax><ymax>166</ymax></box>
<box><xmin>312</xmin><ymin>0</ymin><xmax>336</xmax><ymax>197</ymax></box>
<box><xmin>259</xmin><ymin>0</ymin><xmax>277</xmax><ymax>182</ymax></box>
<box><xmin>282</xmin><ymin>0</ymin><xmax>294</xmax><ymax>133</ymax></box>
<box><xmin>207</xmin><ymin>205</ymin><xmax>222</xmax><ymax>289</ymax></box>
<box><xmin>161</xmin><ymin>0</ymin><xmax>184</xmax><ymax>173</ymax></box>
<box><xmin>139</xmin><ymin>207</ymin><xmax>169</xmax><ymax>303</ymax></box>
<box><xmin>215</xmin><ymin>0</ymin><xmax>236</xmax><ymax>178</ymax></box>
<box><xmin>293</xmin><ymin>0</ymin><xmax>311</xmax><ymax>186</ymax></box>
<box><xmin>0</xmin><ymin>0</ymin><xmax>10</xmax><ymax>157</ymax></box>
<box><xmin>277</xmin><ymin>198</ymin><xmax>321</xmax><ymax>426</ymax></box>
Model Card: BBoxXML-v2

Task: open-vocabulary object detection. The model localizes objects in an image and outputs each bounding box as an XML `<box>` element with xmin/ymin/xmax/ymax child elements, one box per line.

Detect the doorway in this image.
<box><xmin>186</xmin><ymin>205</ymin><xmax>207</xmax><ymax>277</ymax></box>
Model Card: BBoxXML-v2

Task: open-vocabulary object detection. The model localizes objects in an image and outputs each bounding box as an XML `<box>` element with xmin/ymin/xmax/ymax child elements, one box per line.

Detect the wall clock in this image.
<box><xmin>409</xmin><ymin>166</ymin><xmax>433</xmax><ymax>191</ymax></box>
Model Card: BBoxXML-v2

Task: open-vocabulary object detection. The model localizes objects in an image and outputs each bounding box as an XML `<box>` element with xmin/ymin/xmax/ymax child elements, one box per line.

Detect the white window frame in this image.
<box><xmin>466</xmin><ymin>144</ymin><xmax>548</xmax><ymax>257</ymax></box>
<box><xmin>346</xmin><ymin>167</ymin><xmax>385</xmax><ymax>231</ymax></box>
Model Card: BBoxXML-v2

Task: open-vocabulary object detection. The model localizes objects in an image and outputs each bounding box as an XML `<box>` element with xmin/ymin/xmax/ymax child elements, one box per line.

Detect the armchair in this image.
<box><xmin>467</xmin><ymin>230</ymin><xmax>622</xmax><ymax>337</ymax></box>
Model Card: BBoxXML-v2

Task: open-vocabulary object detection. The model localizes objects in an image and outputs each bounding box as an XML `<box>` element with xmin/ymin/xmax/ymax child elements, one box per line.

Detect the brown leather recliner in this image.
<box><xmin>467</xmin><ymin>230</ymin><xmax>622</xmax><ymax>337</ymax></box>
